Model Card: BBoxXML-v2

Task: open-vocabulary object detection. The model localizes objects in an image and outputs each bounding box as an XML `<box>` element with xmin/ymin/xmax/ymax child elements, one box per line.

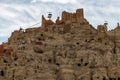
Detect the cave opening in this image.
<box><xmin>84</xmin><ymin>63</ymin><xmax>88</xmax><ymax>66</ymax></box>
<box><xmin>77</xmin><ymin>63</ymin><xmax>81</xmax><ymax>66</ymax></box>
<box><xmin>48</xmin><ymin>59</ymin><xmax>52</xmax><ymax>63</ymax></box>
<box><xmin>0</xmin><ymin>70</ymin><xmax>4</xmax><ymax>77</ymax></box>
<box><xmin>56</xmin><ymin>63</ymin><xmax>60</xmax><ymax>66</ymax></box>
<box><xmin>41</xmin><ymin>34</ymin><xmax>43</xmax><ymax>36</ymax></box>
<box><xmin>76</xmin><ymin>42</ymin><xmax>79</xmax><ymax>45</ymax></box>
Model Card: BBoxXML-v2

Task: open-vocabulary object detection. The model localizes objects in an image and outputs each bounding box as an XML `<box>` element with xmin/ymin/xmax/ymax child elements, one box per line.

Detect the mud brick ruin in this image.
<box><xmin>0</xmin><ymin>8</ymin><xmax>120</xmax><ymax>80</ymax></box>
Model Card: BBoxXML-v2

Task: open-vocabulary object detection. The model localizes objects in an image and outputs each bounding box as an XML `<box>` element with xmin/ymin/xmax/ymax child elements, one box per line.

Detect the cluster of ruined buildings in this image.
<box><xmin>0</xmin><ymin>8</ymin><xmax>108</xmax><ymax>55</ymax></box>
<box><xmin>41</xmin><ymin>8</ymin><xmax>88</xmax><ymax>31</ymax></box>
<box><xmin>0</xmin><ymin>8</ymin><xmax>120</xmax><ymax>80</ymax></box>
<box><xmin>0</xmin><ymin>8</ymin><xmax>88</xmax><ymax>55</ymax></box>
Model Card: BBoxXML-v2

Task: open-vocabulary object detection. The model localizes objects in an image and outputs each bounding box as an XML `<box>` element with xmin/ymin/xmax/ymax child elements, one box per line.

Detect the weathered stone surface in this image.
<box><xmin>0</xmin><ymin>8</ymin><xmax>120</xmax><ymax>80</ymax></box>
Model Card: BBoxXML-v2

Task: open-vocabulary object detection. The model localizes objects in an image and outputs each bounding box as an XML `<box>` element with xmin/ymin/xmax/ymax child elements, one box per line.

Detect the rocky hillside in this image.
<box><xmin>0</xmin><ymin>8</ymin><xmax>120</xmax><ymax>80</ymax></box>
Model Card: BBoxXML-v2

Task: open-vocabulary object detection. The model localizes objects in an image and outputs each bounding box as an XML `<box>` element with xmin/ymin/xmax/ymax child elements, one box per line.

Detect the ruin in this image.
<box><xmin>0</xmin><ymin>8</ymin><xmax>120</xmax><ymax>80</ymax></box>
<box><xmin>61</xmin><ymin>8</ymin><xmax>87</xmax><ymax>24</ymax></box>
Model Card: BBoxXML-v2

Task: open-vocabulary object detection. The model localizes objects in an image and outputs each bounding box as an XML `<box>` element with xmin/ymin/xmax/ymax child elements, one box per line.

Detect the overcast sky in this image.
<box><xmin>0</xmin><ymin>0</ymin><xmax>120</xmax><ymax>44</ymax></box>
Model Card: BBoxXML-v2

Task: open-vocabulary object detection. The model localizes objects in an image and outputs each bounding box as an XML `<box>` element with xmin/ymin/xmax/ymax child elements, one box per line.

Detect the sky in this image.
<box><xmin>0</xmin><ymin>0</ymin><xmax>120</xmax><ymax>44</ymax></box>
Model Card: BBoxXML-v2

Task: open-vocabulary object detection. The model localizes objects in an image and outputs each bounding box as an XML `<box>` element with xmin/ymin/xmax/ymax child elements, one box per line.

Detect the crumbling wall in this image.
<box><xmin>41</xmin><ymin>15</ymin><xmax>54</xmax><ymax>31</ymax></box>
<box><xmin>61</xmin><ymin>8</ymin><xmax>87</xmax><ymax>24</ymax></box>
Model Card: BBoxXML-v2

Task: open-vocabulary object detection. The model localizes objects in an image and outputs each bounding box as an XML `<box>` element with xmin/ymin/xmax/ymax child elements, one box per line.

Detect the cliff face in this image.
<box><xmin>0</xmin><ymin>8</ymin><xmax>120</xmax><ymax>80</ymax></box>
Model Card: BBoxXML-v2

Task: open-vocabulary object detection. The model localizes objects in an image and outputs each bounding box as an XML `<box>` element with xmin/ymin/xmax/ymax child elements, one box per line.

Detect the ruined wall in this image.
<box><xmin>61</xmin><ymin>8</ymin><xmax>87</xmax><ymax>24</ymax></box>
<box><xmin>41</xmin><ymin>15</ymin><xmax>54</xmax><ymax>31</ymax></box>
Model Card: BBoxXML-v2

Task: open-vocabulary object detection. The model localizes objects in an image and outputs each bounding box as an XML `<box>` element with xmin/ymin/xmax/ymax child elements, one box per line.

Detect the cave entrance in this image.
<box><xmin>0</xmin><ymin>70</ymin><xmax>4</xmax><ymax>77</ymax></box>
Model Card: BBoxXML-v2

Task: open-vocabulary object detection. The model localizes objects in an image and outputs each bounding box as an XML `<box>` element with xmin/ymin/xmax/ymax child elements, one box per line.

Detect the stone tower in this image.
<box><xmin>61</xmin><ymin>8</ymin><xmax>87</xmax><ymax>24</ymax></box>
<box><xmin>76</xmin><ymin>8</ymin><xmax>84</xmax><ymax>23</ymax></box>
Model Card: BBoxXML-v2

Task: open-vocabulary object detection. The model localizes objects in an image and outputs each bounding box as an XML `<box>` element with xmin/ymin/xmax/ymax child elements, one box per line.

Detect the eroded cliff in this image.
<box><xmin>0</xmin><ymin>8</ymin><xmax>120</xmax><ymax>80</ymax></box>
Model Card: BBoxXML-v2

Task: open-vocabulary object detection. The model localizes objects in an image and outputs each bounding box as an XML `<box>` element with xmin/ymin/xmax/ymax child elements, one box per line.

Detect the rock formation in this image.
<box><xmin>0</xmin><ymin>8</ymin><xmax>120</xmax><ymax>80</ymax></box>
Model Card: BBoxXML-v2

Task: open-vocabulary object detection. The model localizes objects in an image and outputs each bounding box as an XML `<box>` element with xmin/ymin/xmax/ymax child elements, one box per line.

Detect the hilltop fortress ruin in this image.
<box><xmin>0</xmin><ymin>8</ymin><xmax>120</xmax><ymax>80</ymax></box>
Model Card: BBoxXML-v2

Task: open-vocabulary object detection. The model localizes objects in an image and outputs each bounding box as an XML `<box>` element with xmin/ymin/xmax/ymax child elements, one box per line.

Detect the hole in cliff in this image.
<box><xmin>39</xmin><ymin>50</ymin><xmax>43</xmax><ymax>53</ymax></box>
<box><xmin>41</xmin><ymin>34</ymin><xmax>43</xmax><ymax>36</ymax></box>
<box><xmin>30</xmin><ymin>58</ymin><xmax>34</xmax><ymax>61</ymax></box>
<box><xmin>55</xmin><ymin>45</ymin><xmax>57</xmax><ymax>48</ymax></box>
<box><xmin>85</xmin><ymin>40</ymin><xmax>87</xmax><ymax>42</ymax></box>
<box><xmin>56</xmin><ymin>63</ymin><xmax>60</xmax><ymax>66</ymax></box>
<box><xmin>34</xmin><ymin>70</ymin><xmax>37</xmax><ymax>73</ymax></box>
<box><xmin>7</xmin><ymin>64</ymin><xmax>10</xmax><ymax>66</ymax></box>
<box><xmin>76</xmin><ymin>42</ymin><xmax>79</xmax><ymax>45</ymax></box>
<box><xmin>48</xmin><ymin>59</ymin><xmax>52</xmax><ymax>63</ymax></box>
<box><xmin>77</xmin><ymin>63</ymin><xmax>81</xmax><ymax>66</ymax></box>
<box><xmin>3</xmin><ymin>60</ymin><xmax>8</xmax><ymax>63</ymax></box>
<box><xmin>113</xmin><ymin>48</ymin><xmax>116</xmax><ymax>54</ymax></box>
<box><xmin>42</xmin><ymin>38</ymin><xmax>45</xmax><ymax>41</ymax></box>
<box><xmin>22</xmin><ymin>47</ymin><xmax>25</xmax><ymax>50</ymax></box>
<box><xmin>37</xmin><ymin>66</ymin><xmax>39</xmax><ymax>69</ymax></box>
<box><xmin>17</xmin><ymin>38</ymin><xmax>20</xmax><ymax>40</ymax></box>
<box><xmin>0</xmin><ymin>70</ymin><xmax>4</xmax><ymax>77</ymax></box>
<box><xmin>36</xmin><ymin>50</ymin><xmax>43</xmax><ymax>54</ymax></box>
<box><xmin>81</xmin><ymin>59</ymin><xmax>83</xmax><ymax>62</ymax></box>
<box><xmin>14</xmin><ymin>63</ymin><xmax>17</xmax><ymax>66</ymax></box>
<box><xmin>14</xmin><ymin>57</ymin><xmax>18</xmax><ymax>61</ymax></box>
<box><xmin>97</xmin><ymin>77</ymin><xmax>99</xmax><ymax>79</ymax></box>
<box><xmin>105</xmin><ymin>42</ymin><xmax>107</xmax><ymax>45</ymax></box>
<box><xmin>27</xmin><ymin>60</ymin><xmax>30</xmax><ymax>62</ymax></box>
<box><xmin>98</xmin><ymin>38</ymin><xmax>102</xmax><ymax>42</ymax></box>
<box><xmin>49</xmin><ymin>36</ymin><xmax>55</xmax><ymax>39</ymax></box>
<box><xmin>38</xmin><ymin>38</ymin><xmax>41</xmax><ymax>41</ymax></box>
<box><xmin>84</xmin><ymin>63</ymin><xmax>88</xmax><ymax>66</ymax></box>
